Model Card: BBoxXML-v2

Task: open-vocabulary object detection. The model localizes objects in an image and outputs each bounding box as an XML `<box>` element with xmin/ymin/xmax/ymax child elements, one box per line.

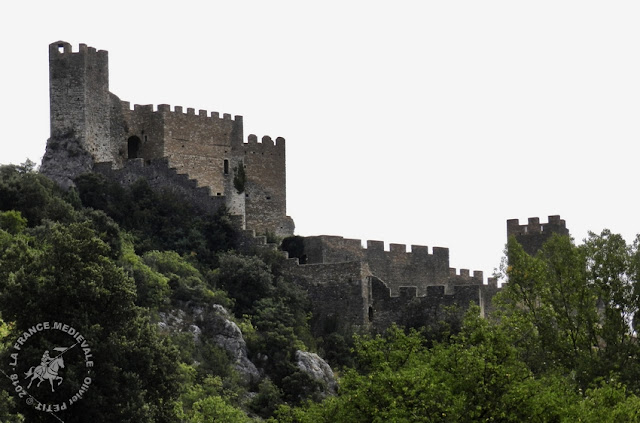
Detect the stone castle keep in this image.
<box><xmin>41</xmin><ymin>41</ymin><xmax>569</xmax><ymax>332</ymax></box>
<box><xmin>43</xmin><ymin>41</ymin><xmax>293</xmax><ymax>238</ymax></box>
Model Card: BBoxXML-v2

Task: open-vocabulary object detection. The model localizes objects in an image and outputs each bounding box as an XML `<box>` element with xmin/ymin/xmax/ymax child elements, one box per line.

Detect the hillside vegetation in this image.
<box><xmin>1</xmin><ymin>162</ymin><xmax>640</xmax><ymax>422</ymax></box>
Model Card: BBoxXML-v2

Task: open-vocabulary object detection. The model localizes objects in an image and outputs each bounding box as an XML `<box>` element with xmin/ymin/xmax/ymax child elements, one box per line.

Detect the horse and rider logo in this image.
<box><xmin>24</xmin><ymin>346</ymin><xmax>73</xmax><ymax>392</ymax></box>
<box><xmin>6</xmin><ymin>321</ymin><xmax>94</xmax><ymax>413</ymax></box>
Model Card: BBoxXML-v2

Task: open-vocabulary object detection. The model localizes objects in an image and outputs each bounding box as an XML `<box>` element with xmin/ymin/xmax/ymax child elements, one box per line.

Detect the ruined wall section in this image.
<box><xmin>283</xmin><ymin>255</ymin><xmax>494</xmax><ymax>334</ymax></box>
<box><xmin>285</xmin><ymin>261</ymin><xmax>373</xmax><ymax>335</ymax></box>
<box><xmin>507</xmin><ymin>215</ymin><xmax>569</xmax><ymax>256</ymax></box>
<box><xmin>370</xmin><ymin>277</ymin><xmax>483</xmax><ymax>332</ymax></box>
<box><xmin>48</xmin><ymin>42</ymin><xmax>113</xmax><ymax>163</ymax></box>
<box><xmin>242</xmin><ymin>135</ymin><xmax>294</xmax><ymax>238</ymax></box>
<box><xmin>93</xmin><ymin>158</ymin><xmax>226</xmax><ymax>216</ymax></box>
<box><xmin>302</xmin><ymin>236</ymin><xmax>364</xmax><ymax>264</ymax></box>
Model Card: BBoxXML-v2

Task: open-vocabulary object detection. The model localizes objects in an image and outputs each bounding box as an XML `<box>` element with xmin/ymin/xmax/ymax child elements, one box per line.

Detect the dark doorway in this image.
<box><xmin>128</xmin><ymin>136</ymin><xmax>141</xmax><ymax>159</ymax></box>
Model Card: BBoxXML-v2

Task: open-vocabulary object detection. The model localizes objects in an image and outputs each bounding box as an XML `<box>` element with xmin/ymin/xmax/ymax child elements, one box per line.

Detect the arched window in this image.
<box><xmin>128</xmin><ymin>136</ymin><xmax>141</xmax><ymax>159</ymax></box>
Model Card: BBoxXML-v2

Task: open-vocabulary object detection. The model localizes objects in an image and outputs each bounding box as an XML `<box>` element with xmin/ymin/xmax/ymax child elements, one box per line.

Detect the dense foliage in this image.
<box><xmin>273</xmin><ymin>233</ymin><xmax>640</xmax><ymax>422</ymax></box>
<box><xmin>0</xmin><ymin>165</ymin><xmax>317</xmax><ymax>421</ymax></box>
<box><xmin>1</xmin><ymin>162</ymin><xmax>640</xmax><ymax>421</ymax></box>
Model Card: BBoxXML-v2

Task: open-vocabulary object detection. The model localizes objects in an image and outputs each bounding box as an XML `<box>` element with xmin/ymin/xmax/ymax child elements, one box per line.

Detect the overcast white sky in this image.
<box><xmin>1</xmin><ymin>1</ymin><xmax>639</xmax><ymax>278</ymax></box>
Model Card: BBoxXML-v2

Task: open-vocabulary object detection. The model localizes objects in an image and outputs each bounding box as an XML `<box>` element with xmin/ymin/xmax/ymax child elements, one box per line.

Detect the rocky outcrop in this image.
<box><xmin>295</xmin><ymin>350</ymin><xmax>337</xmax><ymax>396</ymax></box>
<box><xmin>40</xmin><ymin>135</ymin><xmax>93</xmax><ymax>189</ymax></box>
<box><xmin>206</xmin><ymin>305</ymin><xmax>260</xmax><ymax>384</ymax></box>
<box><xmin>158</xmin><ymin>305</ymin><xmax>260</xmax><ymax>385</ymax></box>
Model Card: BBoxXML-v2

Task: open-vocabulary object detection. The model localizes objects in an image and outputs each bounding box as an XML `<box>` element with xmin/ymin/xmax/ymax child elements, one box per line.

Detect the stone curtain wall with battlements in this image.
<box><xmin>283</xmin><ymin>235</ymin><xmax>500</xmax><ymax>333</ymax></box>
<box><xmin>299</xmin><ymin>235</ymin><xmax>466</xmax><ymax>295</ymax></box>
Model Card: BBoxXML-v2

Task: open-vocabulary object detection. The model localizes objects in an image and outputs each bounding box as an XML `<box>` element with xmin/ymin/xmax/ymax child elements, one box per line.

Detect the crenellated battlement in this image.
<box><xmin>121</xmin><ymin>101</ymin><xmax>243</xmax><ymax>123</ymax></box>
<box><xmin>364</xmin><ymin>240</ymin><xmax>449</xmax><ymax>257</ymax></box>
<box><xmin>297</xmin><ymin>235</ymin><xmax>451</xmax><ymax>266</ymax></box>
<box><xmin>507</xmin><ymin>215</ymin><xmax>567</xmax><ymax>236</ymax></box>
<box><xmin>243</xmin><ymin>134</ymin><xmax>286</xmax><ymax>150</ymax></box>
<box><xmin>449</xmin><ymin>268</ymin><xmax>484</xmax><ymax>283</ymax></box>
<box><xmin>507</xmin><ymin>215</ymin><xmax>569</xmax><ymax>255</ymax></box>
<box><xmin>49</xmin><ymin>41</ymin><xmax>108</xmax><ymax>58</ymax></box>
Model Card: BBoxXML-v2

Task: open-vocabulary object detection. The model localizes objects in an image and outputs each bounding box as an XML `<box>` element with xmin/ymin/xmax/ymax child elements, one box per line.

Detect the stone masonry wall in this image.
<box><xmin>121</xmin><ymin>104</ymin><xmax>243</xmax><ymax>193</ymax></box>
<box><xmin>285</xmin><ymin>261</ymin><xmax>373</xmax><ymax>334</ymax></box>
<box><xmin>93</xmin><ymin>158</ymin><xmax>226</xmax><ymax>216</ymax></box>
<box><xmin>369</xmin><ymin>277</ymin><xmax>482</xmax><ymax>331</ymax></box>
<box><xmin>507</xmin><ymin>215</ymin><xmax>569</xmax><ymax>256</ymax></box>
<box><xmin>299</xmin><ymin>236</ymin><xmax>462</xmax><ymax>296</ymax></box>
<box><xmin>49</xmin><ymin>42</ymin><xmax>113</xmax><ymax>163</ymax></box>
<box><xmin>243</xmin><ymin>135</ymin><xmax>294</xmax><ymax>238</ymax></box>
<box><xmin>283</xmin><ymin>255</ymin><xmax>496</xmax><ymax>334</ymax></box>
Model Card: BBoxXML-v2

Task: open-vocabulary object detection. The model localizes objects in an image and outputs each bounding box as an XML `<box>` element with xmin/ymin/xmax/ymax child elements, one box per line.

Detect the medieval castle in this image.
<box><xmin>41</xmin><ymin>41</ymin><xmax>569</xmax><ymax>333</ymax></box>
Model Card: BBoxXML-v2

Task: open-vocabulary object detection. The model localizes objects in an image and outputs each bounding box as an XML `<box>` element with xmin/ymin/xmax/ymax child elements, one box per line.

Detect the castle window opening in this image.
<box><xmin>368</xmin><ymin>306</ymin><xmax>374</xmax><ymax>322</ymax></box>
<box><xmin>58</xmin><ymin>44</ymin><xmax>64</xmax><ymax>53</ymax></box>
<box><xmin>144</xmin><ymin>135</ymin><xmax>148</xmax><ymax>142</ymax></box>
<box><xmin>127</xmin><ymin>136</ymin><xmax>141</xmax><ymax>159</ymax></box>
<box><xmin>224</xmin><ymin>159</ymin><xmax>229</xmax><ymax>175</ymax></box>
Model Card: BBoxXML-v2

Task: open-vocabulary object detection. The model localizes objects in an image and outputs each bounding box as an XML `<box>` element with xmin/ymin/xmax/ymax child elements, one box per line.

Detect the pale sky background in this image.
<box><xmin>1</xmin><ymin>1</ymin><xmax>639</xmax><ymax>280</ymax></box>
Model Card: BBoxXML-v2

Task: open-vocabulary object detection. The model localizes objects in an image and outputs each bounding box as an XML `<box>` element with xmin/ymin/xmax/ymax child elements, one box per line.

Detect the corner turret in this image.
<box><xmin>507</xmin><ymin>215</ymin><xmax>569</xmax><ymax>255</ymax></box>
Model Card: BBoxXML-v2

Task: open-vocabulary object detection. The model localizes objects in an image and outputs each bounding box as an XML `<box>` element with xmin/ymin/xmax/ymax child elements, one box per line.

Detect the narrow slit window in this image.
<box><xmin>224</xmin><ymin>159</ymin><xmax>229</xmax><ymax>175</ymax></box>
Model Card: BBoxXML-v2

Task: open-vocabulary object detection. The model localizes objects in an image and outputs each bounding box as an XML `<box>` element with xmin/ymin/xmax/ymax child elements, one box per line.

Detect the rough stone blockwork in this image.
<box><xmin>283</xmin><ymin>235</ymin><xmax>501</xmax><ymax>333</ymax></box>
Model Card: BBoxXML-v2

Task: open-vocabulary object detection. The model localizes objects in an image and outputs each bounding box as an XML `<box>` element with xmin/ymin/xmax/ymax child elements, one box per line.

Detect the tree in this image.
<box><xmin>501</xmin><ymin>231</ymin><xmax>640</xmax><ymax>391</ymax></box>
<box><xmin>215</xmin><ymin>253</ymin><xmax>275</xmax><ymax>317</ymax></box>
<box><xmin>0</xmin><ymin>221</ymin><xmax>182</xmax><ymax>422</ymax></box>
